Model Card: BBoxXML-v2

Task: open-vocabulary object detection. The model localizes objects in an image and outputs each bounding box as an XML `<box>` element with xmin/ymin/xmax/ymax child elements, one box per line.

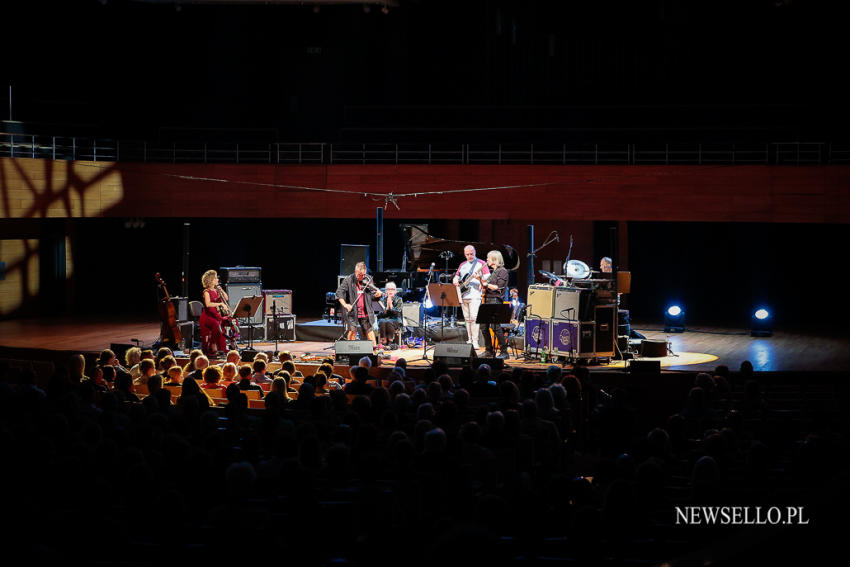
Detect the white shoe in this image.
<box><xmin>472</xmin><ymin>343</ymin><xmax>481</xmax><ymax>350</ymax></box>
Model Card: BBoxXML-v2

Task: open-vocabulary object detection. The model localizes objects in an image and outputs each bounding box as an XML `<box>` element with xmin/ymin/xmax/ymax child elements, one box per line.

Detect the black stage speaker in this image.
<box><xmin>226</xmin><ymin>283</ymin><xmax>264</xmax><ymax>325</ymax></box>
<box><xmin>238</xmin><ymin>325</ymin><xmax>265</xmax><ymax>342</ymax></box>
<box><xmin>641</xmin><ymin>339</ymin><xmax>667</xmax><ymax>358</ymax></box>
<box><xmin>340</xmin><ymin>244</ymin><xmax>370</xmax><ymax>277</ymax></box>
<box><xmin>630</xmin><ymin>359</ymin><xmax>660</xmax><ymax>374</ymax></box>
<box><xmin>594</xmin><ymin>305</ymin><xmax>616</xmax><ymax>357</ymax></box>
<box><xmin>170</xmin><ymin>296</ymin><xmax>189</xmax><ymax>322</ymax></box>
<box><xmin>335</xmin><ymin>340</ymin><xmax>378</xmax><ymax>367</ymax></box>
<box><xmin>265</xmin><ymin>315</ymin><xmax>296</xmax><ymax>341</ymax></box>
<box><xmin>577</xmin><ymin>322</ymin><xmax>595</xmax><ymax>358</ymax></box>
<box><xmin>177</xmin><ymin>321</ymin><xmax>194</xmax><ymax>351</ymax></box>
<box><xmin>433</xmin><ymin>343</ymin><xmax>477</xmax><ymax>366</ymax></box>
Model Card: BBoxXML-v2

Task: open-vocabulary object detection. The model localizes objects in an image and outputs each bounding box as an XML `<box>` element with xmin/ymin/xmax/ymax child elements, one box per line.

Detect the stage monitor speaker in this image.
<box><xmin>641</xmin><ymin>339</ymin><xmax>667</xmax><ymax>358</ymax></box>
<box><xmin>433</xmin><ymin>343</ymin><xmax>477</xmax><ymax>366</ymax></box>
<box><xmin>402</xmin><ymin>302</ymin><xmax>421</xmax><ymax>327</ymax></box>
<box><xmin>225</xmin><ymin>283</ymin><xmax>264</xmax><ymax>325</ymax></box>
<box><xmin>170</xmin><ymin>296</ymin><xmax>189</xmax><ymax>322</ymax></box>
<box><xmin>263</xmin><ymin>289</ymin><xmax>292</xmax><ymax>316</ymax></box>
<box><xmin>340</xmin><ymin>244</ymin><xmax>370</xmax><ymax>277</ymax></box>
<box><xmin>265</xmin><ymin>314</ymin><xmax>296</xmax><ymax>341</ymax></box>
<box><xmin>630</xmin><ymin>359</ymin><xmax>660</xmax><ymax>374</ymax></box>
<box><xmin>594</xmin><ymin>304</ymin><xmax>616</xmax><ymax>357</ymax></box>
<box><xmin>335</xmin><ymin>340</ymin><xmax>378</xmax><ymax>367</ymax></box>
<box><xmin>527</xmin><ymin>284</ymin><xmax>555</xmax><ymax>319</ymax></box>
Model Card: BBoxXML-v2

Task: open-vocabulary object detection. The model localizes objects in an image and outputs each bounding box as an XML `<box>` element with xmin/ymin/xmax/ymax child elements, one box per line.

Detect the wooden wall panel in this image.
<box><xmin>2</xmin><ymin>158</ymin><xmax>849</xmax><ymax>223</ymax></box>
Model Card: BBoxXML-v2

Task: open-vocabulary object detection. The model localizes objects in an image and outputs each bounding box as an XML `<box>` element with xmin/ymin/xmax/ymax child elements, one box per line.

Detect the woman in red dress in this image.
<box><xmin>200</xmin><ymin>270</ymin><xmax>229</xmax><ymax>356</ymax></box>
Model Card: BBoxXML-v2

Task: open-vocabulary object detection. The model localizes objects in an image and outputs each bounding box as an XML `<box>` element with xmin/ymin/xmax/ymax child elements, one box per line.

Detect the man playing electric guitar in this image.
<box><xmin>452</xmin><ymin>245</ymin><xmax>490</xmax><ymax>350</ymax></box>
<box><xmin>336</xmin><ymin>261</ymin><xmax>383</xmax><ymax>346</ymax></box>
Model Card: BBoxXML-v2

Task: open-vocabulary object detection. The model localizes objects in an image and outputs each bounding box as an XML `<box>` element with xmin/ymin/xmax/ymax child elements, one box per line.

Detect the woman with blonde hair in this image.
<box><xmin>482</xmin><ymin>249</ymin><xmax>510</xmax><ymax>359</ymax></box>
<box><xmin>199</xmin><ymin>269</ymin><xmax>230</xmax><ymax>357</ymax></box>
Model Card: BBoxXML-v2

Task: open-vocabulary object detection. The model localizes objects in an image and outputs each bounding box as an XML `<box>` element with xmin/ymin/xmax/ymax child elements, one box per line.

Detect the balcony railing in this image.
<box><xmin>2</xmin><ymin>133</ymin><xmax>848</xmax><ymax>166</ymax></box>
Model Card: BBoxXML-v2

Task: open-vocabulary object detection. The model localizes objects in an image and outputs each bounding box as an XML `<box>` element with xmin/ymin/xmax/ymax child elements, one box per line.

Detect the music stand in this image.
<box><xmin>234</xmin><ymin>295</ymin><xmax>264</xmax><ymax>353</ymax></box>
<box><xmin>429</xmin><ymin>282</ymin><xmax>461</xmax><ymax>343</ymax></box>
<box><xmin>476</xmin><ymin>303</ymin><xmax>512</xmax><ymax>356</ymax></box>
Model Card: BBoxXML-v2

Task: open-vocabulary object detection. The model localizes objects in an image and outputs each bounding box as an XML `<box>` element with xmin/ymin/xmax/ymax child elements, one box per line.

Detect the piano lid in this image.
<box><xmin>401</xmin><ymin>224</ymin><xmax>520</xmax><ymax>272</ymax></box>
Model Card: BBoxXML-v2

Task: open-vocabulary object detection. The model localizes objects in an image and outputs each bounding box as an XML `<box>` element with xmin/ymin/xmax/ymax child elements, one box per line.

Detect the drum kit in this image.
<box><xmin>538</xmin><ymin>259</ymin><xmax>597</xmax><ymax>286</ymax></box>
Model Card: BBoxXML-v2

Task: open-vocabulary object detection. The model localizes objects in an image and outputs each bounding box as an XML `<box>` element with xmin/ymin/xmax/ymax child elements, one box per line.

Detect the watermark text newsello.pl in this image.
<box><xmin>675</xmin><ymin>506</ymin><xmax>809</xmax><ymax>526</ymax></box>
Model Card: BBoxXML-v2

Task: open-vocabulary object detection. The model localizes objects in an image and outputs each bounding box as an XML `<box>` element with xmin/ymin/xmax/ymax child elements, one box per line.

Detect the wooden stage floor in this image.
<box><xmin>2</xmin><ymin>316</ymin><xmax>849</xmax><ymax>373</ymax></box>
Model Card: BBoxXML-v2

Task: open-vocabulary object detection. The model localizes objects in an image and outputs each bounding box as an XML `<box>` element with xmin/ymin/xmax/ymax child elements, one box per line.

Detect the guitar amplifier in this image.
<box><xmin>265</xmin><ymin>314</ymin><xmax>296</xmax><ymax>341</ymax></box>
<box><xmin>225</xmin><ymin>283</ymin><xmax>264</xmax><ymax>325</ymax></box>
<box><xmin>402</xmin><ymin>302</ymin><xmax>421</xmax><ymax>327</ymax></box>
<box><xmin>527</xmin><ymin>284</ymin><xmax>555</xmax><ymax>319</ymax></box>
<box><xmin>220</xmin><ymin>266</ymin><xmax>262</xmax><ymax>283</ymax></box>
<box><xmin>170</xmin><ymin>296</ymin><xmax>189</xmax><ymax>321</ymax></box>
<box><xmin>263</xmin><ymin>289</ymin><xmax>292</xmax><ymax>316</ymax></box>
<box><xmin>552</xmin><ymin>287</ymin><xmax>580</xmax><ymax>321</ymax></box>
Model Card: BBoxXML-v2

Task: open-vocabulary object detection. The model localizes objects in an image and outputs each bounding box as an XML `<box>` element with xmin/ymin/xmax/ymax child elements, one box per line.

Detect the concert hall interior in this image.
<box><xmin>2</xmin><ymin>1</ymin><xmax>849</xmax><ymax>565</ymax></box>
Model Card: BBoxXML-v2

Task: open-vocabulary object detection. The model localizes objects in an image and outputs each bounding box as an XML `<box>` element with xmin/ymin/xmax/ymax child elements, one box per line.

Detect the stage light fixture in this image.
<box><xmin>664</xmin><ymin>304</ymin><xmax>686</xmax><ymax>333</ymax></box>
<box><xmin>751</xmin><ymin>307</ymin><xmax>773</xmax><ymax>337</ymax></box>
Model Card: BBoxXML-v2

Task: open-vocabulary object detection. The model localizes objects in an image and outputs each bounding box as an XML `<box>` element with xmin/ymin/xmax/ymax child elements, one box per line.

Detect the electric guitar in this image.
<box><xmin>458</xmin><ymin>260</ymin><xmax>486</xmax><ymax>294</ymax></box>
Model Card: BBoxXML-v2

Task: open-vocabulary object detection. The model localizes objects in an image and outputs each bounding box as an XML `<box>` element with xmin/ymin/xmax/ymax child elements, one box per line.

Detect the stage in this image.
<box><xmin>2</xmin><ymin>316</ymin><xmax>849</xmax><ymax>374</ymax></box>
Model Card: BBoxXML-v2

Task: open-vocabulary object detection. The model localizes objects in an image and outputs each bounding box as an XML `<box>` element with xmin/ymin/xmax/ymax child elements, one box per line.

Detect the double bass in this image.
<box><xmin>155</xmin><ymin>273</ymin><xmax>183</xmax><ymax>348</ymax></box>
<box><xmin>214</xmin><ymin>284</ymin><xmax>240</xmax><ymax>350</ymax></box>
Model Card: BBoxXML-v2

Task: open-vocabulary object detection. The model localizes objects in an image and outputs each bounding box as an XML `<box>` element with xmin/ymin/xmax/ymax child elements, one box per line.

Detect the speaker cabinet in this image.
<box><xmin>551</xmin><ymin>320</ymin><xmax>578</xmax><ymax>358</ymax></box>
<box><xmin>433</xmin><ymin>343</ymin><xmax>477</xmax><ymax>366</ymax></box>
<box><xmin>524</xmin><ymin>318</ymin><xmax>551</xmax><ymax>353</ymax></box>
<box><xmin>527</xmin><ymin>285</ymin><xmax>555</xmax><ymax>319</ymax></box>
<box><xmin>238</xmin><ymin>325</ymin><xmax>265</xmax><ymax>342</ymax></box>
<box><xmin>335</xmin><ymin>340</ymin><xmax>377</xmax><ymax>366</ymax></box>
<box><xmin>170</xmin><ymin>297</ymin><xmax>189</xmax><ymax>321</ymax></box>
<box><xmin>552</xmin><ymin>287</ymin><xmax>580</xmax><ymax>321</ymax></box>
<box><xmin>177</xmin><ymin>322</ymin><xmax>194</xmax><ymax>352</ymax></box>
<box><xmin>340</xmin><ymin>244</ymin><xmax>370</xmax><ymax>277</ymax></box>
<box><xmin>225</xmin><ymin>283</ymin><xmax>263</xmax><ymax>325</ymax></box>
<box><xmin>263</xmin><ymin>289</ymin><xmax>292</xmax><ymax>316</ymax></box>
<box><xmin>402</xmin><ymin>302</ymin><xmax>421</xmax><ymax>327</ymax></box>
<box><xmin>594</xmin><ymin>304</ymin><xmax>616</xmax><ymax>357</ymax></box>
<box><xmin>265</xmin><ymin>314</ymin><xmax>296</xmax><ymax>341</ymax></box>
<box><xmin>578</xmin><ymin>322</ymin><xmax>596</xmax><ymax>358</ymax></box>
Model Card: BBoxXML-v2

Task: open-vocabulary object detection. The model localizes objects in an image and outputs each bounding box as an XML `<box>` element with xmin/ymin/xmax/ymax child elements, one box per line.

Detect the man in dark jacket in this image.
<box><xmin>336</xmin><ymin>261</ymin><xmax>383</xmax><ymax>345</ymax></box>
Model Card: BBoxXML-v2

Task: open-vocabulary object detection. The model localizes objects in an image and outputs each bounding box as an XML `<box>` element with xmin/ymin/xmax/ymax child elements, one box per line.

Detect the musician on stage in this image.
<box><xmin>337</xmin><ymin>261</ymin><xmax>383</xmax><ymax>345</ymax></box>
<box><xmin>200</xmin><ymin>270</ymin><xmax>229</xmax><ymax>357</ymax></box>
<box><xmin>509</xmin><ymin>287</ymin><xmax>526</xmax><ymax>335</ymax></box>
<box><xmin>453</xmin><ymin>245</ymin><xmax>490</xmax><ymax>350</ymax></box>
<box><xmin>600</xmin><ymin>256</ymin><xmax>613</xmax><ymax>273</ymax></box>
<box><xmin>481</xmin><ymin>250</ymin><xmax>509</xmax><ymax>359</ymax></box>
<box><xmin>377</xmin><ymin>281</ymin><xmax>404</xmax><ymax>347</ymax></box>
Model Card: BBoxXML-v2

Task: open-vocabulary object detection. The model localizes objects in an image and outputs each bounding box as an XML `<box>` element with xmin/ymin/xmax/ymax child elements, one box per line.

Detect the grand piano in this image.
<box><xmin>370</xmin><ymin>224</ymin><xmax>520</xmax><ymax>294</ymax></box>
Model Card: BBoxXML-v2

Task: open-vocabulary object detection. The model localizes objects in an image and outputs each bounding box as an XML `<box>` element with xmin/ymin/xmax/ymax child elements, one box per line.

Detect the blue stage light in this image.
<box><xmin>664</xmin><ymin>304</ymin><xmax>685</xmax><ymax>333</ymax></box>
<box><xmin>751</xmin><ymin>307</ymin><xmax>773</xmax><ymax>337</ymax></box>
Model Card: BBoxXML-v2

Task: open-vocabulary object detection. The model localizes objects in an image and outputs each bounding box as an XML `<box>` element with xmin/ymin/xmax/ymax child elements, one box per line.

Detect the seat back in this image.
<box><xmin>189</xmin><ymin>300</ymin><xmax>204</xmax><ymax>318</ymax></box>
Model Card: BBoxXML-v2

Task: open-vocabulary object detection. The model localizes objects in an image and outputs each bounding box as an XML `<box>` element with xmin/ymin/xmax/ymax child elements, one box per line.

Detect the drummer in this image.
<box><xmin>600</xmin><ymin>256</ymin><xmax>612</xmax><ymax>274</ymax></box>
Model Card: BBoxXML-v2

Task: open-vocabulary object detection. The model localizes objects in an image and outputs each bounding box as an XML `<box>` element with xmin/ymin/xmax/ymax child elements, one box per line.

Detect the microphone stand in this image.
<box><xmin>272</xmin><ymin>300</ymin><xmax>279</xmax><ymax>360</ymax></box>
